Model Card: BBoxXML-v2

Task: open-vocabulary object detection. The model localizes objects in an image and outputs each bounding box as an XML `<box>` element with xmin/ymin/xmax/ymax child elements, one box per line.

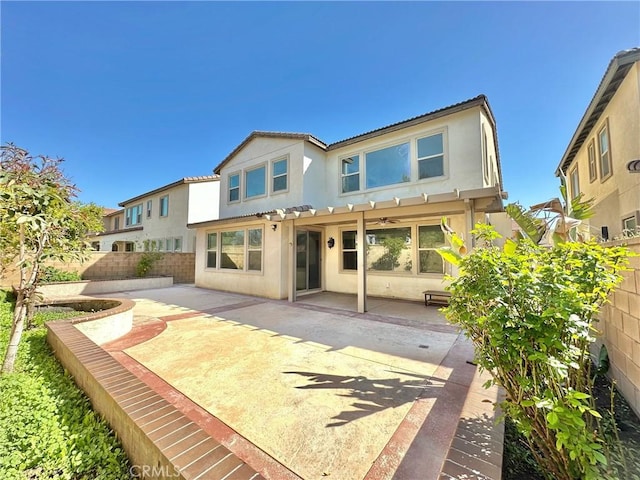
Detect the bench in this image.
<box><xmin>423</xmin><ymin>290</ymin><xmax>451</xmax><ymax>306</ymax></box>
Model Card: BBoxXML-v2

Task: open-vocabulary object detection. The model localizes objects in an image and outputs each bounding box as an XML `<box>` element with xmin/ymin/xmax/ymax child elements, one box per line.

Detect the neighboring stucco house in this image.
<box><xmin>556</xmin><ymin>48</ymin><xmax>640</xmax><ymax>240</ymax></box>
<box><xmin>91</xmin><ymin>176</ymin><xmax>220</xmax><ymax>252</ymax></box>
<box><xmin>189</xmin><ymin>95</ymin><xmax>506</xmax><ymax>311</ymax></box>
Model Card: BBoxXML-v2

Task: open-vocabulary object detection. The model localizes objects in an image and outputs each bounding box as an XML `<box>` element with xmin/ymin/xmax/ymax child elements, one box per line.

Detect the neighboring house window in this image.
<box><xmin>366</xmin><ymin>142</ymin><xmax>410</xmax><ymax>189</ymax></box>
<box><xmin>160</xmin><ymin>195</ymin><xmax>169</xmax><ymax>217</ymax></box>
<box><xmin>146</xmin><ymin>200</ymin><xmax>152</xmax><ymax>218</ymax></box>
<box><xmin>418</xmin><ymin>225</ymin><xmax>445</xmax><ymax>274</ymax></box>
<box><xmin>221</xmin><ymin>230</ymin><xmax>245</xmax><ymax>269</ymax></box>
<box><xmin>206</xmin><ymin>233</ymin><xmax>217</xmax><ymax>268</ymax></box>
<box><xmin>342</xmin><ymin>231</ymin><xmax>357</xmax><ymax>270</ymax></box>
<box><xmin>114</xmin><ymin>217</ymin><xmax>120</xmax><ymax>230</ymax></box>
<box><xmin>165</xmin><ymin>238</ymin><xmax>173</xmax><ymax>251</ymax></box>
<box><xmin>247</xmin><ymin>228</ymin><xmax>262</xmax><ymax>271</ymax></box>
<box><xmin>91</xmin><ymin>242</ymin><xmax>100</xmax><ymax>251</ymax></box>
<box><xmin>157</xmin><ymin>238</ymin><xmax>165</xmax><ymax>251</ymax></box>
<box><xmin>272</xmin><ymin>158</ymin><xmax>288</xmax><ymax>193</ymax></box>
<box><xmin>417</xmin><ymin>133</ymin><xmax>444</xmax><ymax>180</ymax></box>
<box><xmin>125</xmin><ymin>242</ymin><xmax>135</xmax><ymax>252</ymax></box>
<box><xmin>588</xmin><ymin>140</ymin><xmax>597</xmax><ymax>183</ymax></box>
<box><xmin>481</xmin><ymin>127</ymin><xmax>489</xmax><ymax>184</ymax></box>
<box><xmin>366</xmin><ymin>227</ymin><xmax>412</xmax><ymax>272</ymax></box>
<box><xmin>598</xmin><ymin>122</ymin><xmax>612</xmax><ymax>180</ymax></box>
<box><xmin>623</xmin><ymin>215</ymin><xmax>638</xmax><ymax>235</ymax></box>
<box><xmin>570</xmin><ymin>167</ymin><xmax>580</xmax><ymax>199</ymax></box>
<box><xmin>229</xmin><ymin>173</ymin><xmax>240</xmax><ymax>203</ymax></box>
<box><xmin>173</xmin><ymin>237</ymin><xmax>182</xmax><ymax>252</ymax></box>
<box><xmin>125</xmin><ymin>205</ymin><xmax>142</xmax><ymax>226</ymax></box>
<box><xmin>341</xmin><ymin>155</ymin><xmax>360</xmax><ymax>193</ymax></box>
<box><xmin>245</xmin><ymin>165</ymin><xmax>266</xmax><ymax>198</ymax></box>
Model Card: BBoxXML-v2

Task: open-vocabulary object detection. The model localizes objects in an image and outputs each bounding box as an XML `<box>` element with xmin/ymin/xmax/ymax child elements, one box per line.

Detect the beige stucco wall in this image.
<box><xmin>194</xmin><ymin>220</ymin><xmax>286</xmax><ymax>299</ymax></box>
<box><xmin>594</xmin><ymin>237</ymin><xmax>640</xmax><ymax>417</ymax></box>
<box><xmin>324</xmin><ymin>108</ymin><xmax>491</xmax><ymax>206</ymax></box>
<box><xmin>566</xmin><ymin>62</ymin><xmax>640</xmax><ymax>239</ymax></box>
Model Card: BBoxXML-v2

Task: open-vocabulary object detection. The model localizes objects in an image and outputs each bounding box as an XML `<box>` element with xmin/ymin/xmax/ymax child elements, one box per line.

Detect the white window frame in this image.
<box><xmin>417</xmin><ymin>224</ymin><xmax>446</xmax><ymax>275</ymax></box>
<box><xmin>481</xmin><ymin>126</ymin><xmax>489</xmax><ymax>184</ymax></box>
<box><xmin>598</xmin><ymin>120</ymin><xmax>612</xmax><ymax>181</ymax></box>
<box><xmin>622</xmin><ymin>212</ymin><xmax>639</xmax><ymax>236</ymax></box>
<box><xmin>146</xmin><ymin>200</ymin><xmax>152</xmax><ymax>218</ymax></box>
<box><xmin>364</xmin><ymin>139</ymin><xmax>411</xmax><ymax>190</ymax></box>
<box><xmin>211</xmin><ymin>227</ymin><xmax>264</xmax><ymax>273</ymax></box>
<box><xmin>271</xmin><ymin>156</ymin><xmax>289</xmax><ymax>194</ymax></box>
<box><xmin>416</xmin><ymin>130</ymin><xmax>446</xmax><ymax>182</ymax></box>
<box><xmin>206</xmin><ymin>232</ymin><xmax>217</xmax><ymax>269</ymax></box>
<box><xmin>340</xmin><ymin>154</ymin><xmax>361</xmax><ymax>194</ymax></box>
<box><xmin>588</xmin><ymin>139</ymin><xmax>597</xmax><ymax>183</ymax></box>
<box><xmin>228</xmin><ymin>172</ymin><xmax>241</xmax><ymax>204</ymax></box>
<box><xmin>247</xmin><ymin>228</ymin><xmax>263</xmax><ymax>271</ymax></box>
<box><xmin>569</xmin><ymin>166</ymin><xmax>580</xmax><ymax>199</ymax></box>
<box><xmin>244</xmin><ymin>163</ymin><xmax>267</xmax><ymax>200</ymax></box>
<box><xmin>159</xmin><ymin>195</ymin><xmax>169</xmax><ymax>217</ymax></box>
<box><xmin>125</xmin><ymin>204</ymin><xmax>142</xmax><ymax>227</ymax></box>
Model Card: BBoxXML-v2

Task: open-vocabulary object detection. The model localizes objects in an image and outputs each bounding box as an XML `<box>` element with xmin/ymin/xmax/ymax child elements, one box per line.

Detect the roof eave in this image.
<box><xmin>555</xmin><ymin>48</ymin><xmax>640</xmax><ymax>176</ymax></box>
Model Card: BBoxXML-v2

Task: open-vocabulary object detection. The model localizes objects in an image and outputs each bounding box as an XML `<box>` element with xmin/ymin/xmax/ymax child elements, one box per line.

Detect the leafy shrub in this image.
<box><xmin>0</xmin><ymin>298</ymin><xmax>130</xmax><ymax>479</ymax></box>
<box><xmin>136</xmin><ymin>251</ymin><xmax>163</xmax><ymax>278</ymax></box>
<box><xmin>38</xmin><ymin>266</ymin><xmax>82</xmax><ymax>284</ymax></box>
<box><xmin>442</xmin><ymin>225</ymin><xmax>630</xmax><ymax>480</ymax></box>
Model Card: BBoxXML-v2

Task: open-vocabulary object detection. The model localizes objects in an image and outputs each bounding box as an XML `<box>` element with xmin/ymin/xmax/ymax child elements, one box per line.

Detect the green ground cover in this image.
<box><xmin>0</xmin><ymin>294</ymin><xmax>131</xmax><ymax>479</ymax></box>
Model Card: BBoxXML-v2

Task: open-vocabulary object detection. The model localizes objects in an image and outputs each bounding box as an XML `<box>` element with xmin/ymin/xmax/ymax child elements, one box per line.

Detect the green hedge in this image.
<box><xmin>0</xmin><ymin>296</ymin><xmax>131</xmax><ymax>479</ymax></box>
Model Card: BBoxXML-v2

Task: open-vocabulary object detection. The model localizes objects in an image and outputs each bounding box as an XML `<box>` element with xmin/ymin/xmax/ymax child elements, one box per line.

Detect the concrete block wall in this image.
<box><xmin>1</xmin><ymin>252</ymin><xmax>196</xmax><ymax>287</ymax></box>
<box><xmin>596</xmin><ymin>237</ymin><xmax>640</xmax><ymax>417</ymax></box>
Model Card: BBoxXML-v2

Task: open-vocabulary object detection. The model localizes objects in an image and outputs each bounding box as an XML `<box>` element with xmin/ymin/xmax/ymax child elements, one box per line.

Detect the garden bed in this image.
<box><xmin>0</xmin><ymin>296</ymin><xmax>130</xmax><ymax>479</ymax></box>
<box><xmin>502</xmin><ymin>373</ymin><xmax>640</xmax><ymax>479</ymax></box>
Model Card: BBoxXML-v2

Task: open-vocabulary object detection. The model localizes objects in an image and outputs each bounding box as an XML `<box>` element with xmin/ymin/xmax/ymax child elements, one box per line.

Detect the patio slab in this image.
<box><xmin>96</xmin><ymin>285</ymin><xmax>503</xmax><ymax>480</ymax></box>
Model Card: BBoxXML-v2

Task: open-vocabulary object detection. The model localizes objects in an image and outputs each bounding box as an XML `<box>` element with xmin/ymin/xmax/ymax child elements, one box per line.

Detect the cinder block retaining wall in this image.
<box><xmin>1</xmin><ymin>252</ymin><xmax>195</xmax><ymax>287</ymax></box>
<box><xmin>595</xmin><ymin>237</ymin><xmax>640</xmax><ymax>417</ymax></box>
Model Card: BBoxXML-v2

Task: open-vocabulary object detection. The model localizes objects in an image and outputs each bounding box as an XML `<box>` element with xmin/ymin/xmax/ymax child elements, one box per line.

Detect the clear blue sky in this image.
<box><xmin>2</xmin><ymin>1</ymin><xmax>639</xmax><ymax>209</ymax></box>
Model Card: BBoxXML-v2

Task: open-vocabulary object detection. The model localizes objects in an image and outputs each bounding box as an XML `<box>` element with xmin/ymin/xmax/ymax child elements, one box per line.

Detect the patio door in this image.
<box><xmin>296</xmin><ymin>230</ymin><xmax>321</xmax><ymax>292</ymax></box>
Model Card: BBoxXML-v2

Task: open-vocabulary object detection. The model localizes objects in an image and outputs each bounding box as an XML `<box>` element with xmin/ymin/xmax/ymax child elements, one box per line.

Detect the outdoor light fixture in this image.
<box><xmin>271</xmin><ymin>224</ymin><xmax>278</xmax><ymax>231</ymax></box>
<box><xmin>327</xmin><ymin>237</ymin><xmax>335</xmax><ymax>249</ymax></box>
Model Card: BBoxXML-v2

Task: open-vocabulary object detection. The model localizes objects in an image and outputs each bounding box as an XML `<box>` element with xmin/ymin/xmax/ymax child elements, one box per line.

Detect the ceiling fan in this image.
<box><xmin>371</xmin><ymin>217</ymin><xmax>399</xmax><ymax>226</ymax></box>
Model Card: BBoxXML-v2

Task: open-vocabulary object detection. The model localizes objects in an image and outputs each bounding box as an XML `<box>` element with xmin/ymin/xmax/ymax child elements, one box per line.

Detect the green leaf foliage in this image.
<box><xmin>442</xmin><ymin>227</ymin><xmax>630</xmax><ymax>480</ymax></box>
<box><xmin>0</xmin><ymin>298</ymin><xmax>130</xmax><ymax>478</ymax></box>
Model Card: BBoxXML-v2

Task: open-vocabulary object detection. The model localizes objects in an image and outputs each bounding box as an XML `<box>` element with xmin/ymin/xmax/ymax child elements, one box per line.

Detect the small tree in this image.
<box><xmin>438</xmin><ymin>213</ymin><xmax>632</xmax><ymax>480</ymax></box>
<box><xmin>0</xmin><ymin>144</ymin><xmax>103</xmax><ymax>373</ymax></box>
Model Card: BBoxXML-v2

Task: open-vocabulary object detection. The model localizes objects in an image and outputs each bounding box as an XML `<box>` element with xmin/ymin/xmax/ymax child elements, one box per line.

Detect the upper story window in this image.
<box><xmin>366</xmin><ymin>142</ymin><xmax>410</xmax><ymax>189</ymax></box>
<box><xmin>160</xmin><ymin>195</ymin><xmax>169</xmax><ymax>217</ymax></box>
<box><xmin>417</xmin><ymin>133</ymin><xmax>444</xmax><ymax>179</ymax></box>
<box><xmin>341</xmin><ymin>155</ymin><xmax>360</xmax><ymax>193</ymax></box>
<box><xmin>114</xmin><ymin>217</ymin><xmax>120</xmax><ymax>230</ymax></box>
<box><xmin>228</xmin><ymin>173</ymin><xmax>240</xmax><ymax>203</ymax></box>
<box><xmin>598</xmin><ymin>121</ymin><xmax>612</xmax><ymax>181</ymax></box>
<box><xmin>245</xmin><ymin>165</ymin><xmax>266</xmax><ymax>199</ymax></box>
<box><xmin>570</xmin><ymin>166</ymin><xmax>580</xmax><ymax>199</ymax></box>
<box><xmin>272</xmin><ymin>158</ymin><xmax>288</xmax><ymax>193</ymax></box>
<box><xmin>146</xmin><ymin>200</ymin><xmax>152</xmax><ymax>218</ymax></box>
<box><xmin>125</xmin><ymin>205</ymin><xmax>142</xmax><ymax>226</ymax></box>
<box><xmin>587</xmin><ymin>140</ymin><xmax>597</xmax><ymax>183</ymax></box>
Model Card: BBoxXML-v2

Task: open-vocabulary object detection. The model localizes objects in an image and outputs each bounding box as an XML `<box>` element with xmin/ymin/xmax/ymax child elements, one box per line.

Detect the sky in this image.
<box><xmin>2</xmin><ymin>1</ymin><xmax>639</xmax><ymax>210</ymax></box>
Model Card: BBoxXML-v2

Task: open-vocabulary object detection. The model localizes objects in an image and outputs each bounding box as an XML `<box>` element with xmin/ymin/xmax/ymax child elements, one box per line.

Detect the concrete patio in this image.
<box><xmin>90</xmin><ymin>285</ymin><xmax>504</xmax><ymax>479</ymax></box>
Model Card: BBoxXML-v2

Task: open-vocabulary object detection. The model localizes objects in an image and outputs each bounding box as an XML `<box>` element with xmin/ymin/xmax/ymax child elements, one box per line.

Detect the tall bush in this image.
<box><xmin>442</xmin><ymin>224</ymin><xmax>629</xmax><ymax>479</ymax></box>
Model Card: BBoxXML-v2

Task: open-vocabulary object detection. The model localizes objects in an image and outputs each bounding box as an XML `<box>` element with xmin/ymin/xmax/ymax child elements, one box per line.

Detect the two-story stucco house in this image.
<box><xmin>556</xmin><ymin>48</ymin><xmax>640</xmax><ymax>240</ymax></box>
<box><xmin>91</xmin><ymin>176</ymin><xmax>220</xmax><ymax>252</ymax></box>
<box><xmin>189</xmin><ymin>95</ymin><xmax>506</xmax><ymax>311</ymax></box>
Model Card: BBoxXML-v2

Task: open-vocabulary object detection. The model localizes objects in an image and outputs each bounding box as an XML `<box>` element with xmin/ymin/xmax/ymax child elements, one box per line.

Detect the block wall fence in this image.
<box><xmin>596</xmin><ymin>237</ymin><xmax>640</xmax><ymax>417</ymax></box>
<box><xmin>0</xmin><ymin>252</ymin><xmax>196</xmax><ymax>287</ymax></box>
